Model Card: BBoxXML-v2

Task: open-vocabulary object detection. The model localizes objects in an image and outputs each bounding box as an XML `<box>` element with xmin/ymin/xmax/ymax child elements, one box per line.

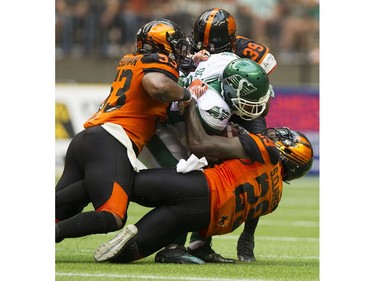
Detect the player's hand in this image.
<box><xmin>177</xmin><ymin>88</ymin><xmax>194</xmax><ymax>115</ymax></box>
<box><xmin>178</xmin><ymin>79</ymin><xmax>208</xmax><ymax>115</ymax></box>
<box><xmin>192</xmin><ymin>49</ymin><xmax>210</xmax><ymax>65</ymax></box>
<box><xmin>178</xmin><ymin>101</ymin><xmax>190</xmax><ymax>115</ymax></box>
<box><xmin>188</xmin><ymin>79</ymin><xmax>208</xmax><ymax>99</ymax></box>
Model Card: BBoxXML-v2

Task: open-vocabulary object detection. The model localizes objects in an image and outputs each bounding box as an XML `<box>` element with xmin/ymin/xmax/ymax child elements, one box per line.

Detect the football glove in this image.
<box><xmin>178</xmin><ymin>79</ymin><xmax>208</xmax><ymax>115</ymax></box>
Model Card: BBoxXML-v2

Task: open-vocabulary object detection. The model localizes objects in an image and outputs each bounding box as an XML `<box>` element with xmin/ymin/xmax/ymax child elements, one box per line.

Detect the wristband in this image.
<box><xmin>182</xmin><ymin>88</ymin><xmax>192</xmax><ymax>101</ymax></box>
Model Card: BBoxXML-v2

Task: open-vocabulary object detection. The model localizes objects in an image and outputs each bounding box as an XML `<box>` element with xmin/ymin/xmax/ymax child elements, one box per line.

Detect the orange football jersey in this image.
<box><xmin>235</xmin><ymin>36</ymin><xmax>270</xmax><ymax>63</ymax></box>
<box><xmin>84</xmin><ymin>52</ymin><xmax>179</xmax><ymax>153</ymax></box>
<box><xmin>201</xmin><ymin>133</ymin><xmax>283</xmax><ymax>237</ymax></box>
<box><xmin>235</xmin><ymin>36</ymin><xmax>277</xmax><ymax>74</ymax></box>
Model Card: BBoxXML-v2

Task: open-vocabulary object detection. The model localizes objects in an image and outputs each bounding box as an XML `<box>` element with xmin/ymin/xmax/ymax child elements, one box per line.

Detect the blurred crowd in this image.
<box><xmin>55</xmin><ymin>0</ymin><xmax>319</xmax><ymax>65</ymax></box>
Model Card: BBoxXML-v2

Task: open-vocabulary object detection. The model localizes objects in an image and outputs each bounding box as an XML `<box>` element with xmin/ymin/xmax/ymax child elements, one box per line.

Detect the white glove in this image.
<box><xmin>177</xmin><ymin>79</ymin><xmax>208</xmax><ymax>115</ymax></box>
<box><xmin>259</xmin><ymin>53</ymin><xmax>277</xmax><ymax>75</ymax></box>
<box><xmin>176</xmin><ymin>154</ymin><xmax>208</xmax><ymax>173</ymax></box>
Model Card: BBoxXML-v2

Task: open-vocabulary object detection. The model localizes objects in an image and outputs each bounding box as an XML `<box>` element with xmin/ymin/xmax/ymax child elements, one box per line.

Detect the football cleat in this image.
<box><xmin>237</xmin><ymin>232</ymin><xmax>256</xmax><ymax>262</ymax></box>
<box><xmin>94</xmin><ymin>224</ymin><xmax>138</xmax><ymax>262</ymax></box>
<box><xmin>188</xmin><ymin>244</ymin><xmax>235</xmax><ymax>263</ymax></box>
<box><xmin>155</xmin><ymin>245</ymin><xmax>205</xmax><ymax>264</ymax></box>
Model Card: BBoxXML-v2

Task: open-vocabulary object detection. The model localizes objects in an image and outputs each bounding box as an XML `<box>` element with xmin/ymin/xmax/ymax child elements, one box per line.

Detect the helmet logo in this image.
<box><xmin>237</xmin><ymin>78</ymin><xmax>257</xmax><ymax>97</ymax></box>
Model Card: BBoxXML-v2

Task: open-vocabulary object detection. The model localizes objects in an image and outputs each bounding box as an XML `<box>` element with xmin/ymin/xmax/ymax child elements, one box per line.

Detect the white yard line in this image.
<box><xmin>56</xmin><ymin>272</ymin><xmax>278</xmax><ymax>281</ymax></box>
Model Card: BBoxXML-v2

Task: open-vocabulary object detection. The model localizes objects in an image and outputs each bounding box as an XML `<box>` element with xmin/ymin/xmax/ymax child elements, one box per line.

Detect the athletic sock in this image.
<box><xmin>243</xmin><ymin>217</ymin><xmax>259</xmax><ymax>234</ymax></box>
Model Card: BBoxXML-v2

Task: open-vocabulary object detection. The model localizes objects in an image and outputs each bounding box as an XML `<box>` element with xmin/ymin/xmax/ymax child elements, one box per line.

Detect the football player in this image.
<box><xmin>190</xmin><ymin>8</ymin><xmax>277</xmax><ymax>74</ymax></box>
<box><xmin>141</xmin><ymin>8</ymin><xmax>278</xmax><ymax>263</ymax></box>
<box><xmin>187</xmin><ymin>8</ymin><xmax>278</xmax><ymax>263</ymax></box>
<box><xmin>55</xmin><ymin>19</ymin><xmax>196</xmax><ymax>243</ymax></box>
<box><xmin>151</xmin><ymin>54</ymin><xmax>274</xmax><ymax>264</ymax></box>
<box><xmin>92</xmin><ymin>97</ymin><xmax>314</xmax><ymax>264</ymax></box>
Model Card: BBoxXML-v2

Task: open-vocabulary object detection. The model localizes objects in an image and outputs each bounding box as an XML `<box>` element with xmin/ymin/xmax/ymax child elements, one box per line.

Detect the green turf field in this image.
<box><xmin>55</xmin><ymin>176</ymin><xmax>319</xmax><ymax>281</ymax></box>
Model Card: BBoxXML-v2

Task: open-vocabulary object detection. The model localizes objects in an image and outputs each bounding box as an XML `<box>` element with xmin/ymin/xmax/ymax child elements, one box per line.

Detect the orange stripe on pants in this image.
<box><xmin>97</xmin><ymin>181</ymin><xmax>128</xmax><ymax>220</ymax></box>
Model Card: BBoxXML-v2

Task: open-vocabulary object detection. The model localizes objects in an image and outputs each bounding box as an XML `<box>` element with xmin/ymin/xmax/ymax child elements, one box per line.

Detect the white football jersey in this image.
<box><xmin>196</xmin><ymin>85</ymin><xmax>232</xmax><ymax>134</ymax></box>
<box><xmin>183</xmin><ymin>52</ymin><xmax>239</xmax><ymax>85</ymax></box>
<box><xmin>171</xmin><ymin>52</ymin><xmax>239</xmax><ymax>134</ymax></box>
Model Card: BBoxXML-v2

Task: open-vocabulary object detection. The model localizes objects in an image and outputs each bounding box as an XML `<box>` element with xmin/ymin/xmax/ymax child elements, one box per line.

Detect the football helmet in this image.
<box><xmin>220</xmin><ymin>58</ymin><xmax>271</xmax><ymax>120</ymax></box>
<box><xmin>191</xmin><ymin>8</ymin><xmax>236</xmax><ymax>54</ymax></box>
<box><xmin>136</xmin><ymin>19</ymin><xmax>192</xmax><ymax>69</ymax></box>
<box><xmin>266</xmin><ymin>127</ymin><xmax>314</xmax><ymax>182</ymax></box>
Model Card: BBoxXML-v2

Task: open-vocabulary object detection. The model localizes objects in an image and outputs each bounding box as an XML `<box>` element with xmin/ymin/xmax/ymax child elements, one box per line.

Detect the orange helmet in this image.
<box><xmin>266</xmin><ymin>127</ymin><xmax>314</xmax><ymax>182</ymax></box>
<box><xmin>136</xmin><ymin>19</ymin><xmax>190</xmax><ymax>62</ymax></box>
<box><xmin>191</xmin><ymin>8</ymin><xmax>236</xmax><ymax>53</ymax></box>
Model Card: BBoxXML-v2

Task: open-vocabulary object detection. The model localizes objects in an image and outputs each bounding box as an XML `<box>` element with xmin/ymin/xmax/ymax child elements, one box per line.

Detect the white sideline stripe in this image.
<box><xmin>56</xmin><ymin>272</ymin><xmax>274</xmax><ymax>281</ymax></box>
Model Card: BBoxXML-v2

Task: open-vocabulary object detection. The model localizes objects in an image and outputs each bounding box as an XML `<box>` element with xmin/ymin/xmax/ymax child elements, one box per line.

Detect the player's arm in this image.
<box><xmin>142</xmin><ymin>72</ymin><xmax>191</xmax><ymax>103</ymax></box>
<box><xmin>184</xmin><ymin>99</ymin><xmax>248</xmax><ymax>160</ymax></box>
<box><xmin>236</xmin><ymin>36</ymin><xmax>277</xmax><ymax>75</ymax></box>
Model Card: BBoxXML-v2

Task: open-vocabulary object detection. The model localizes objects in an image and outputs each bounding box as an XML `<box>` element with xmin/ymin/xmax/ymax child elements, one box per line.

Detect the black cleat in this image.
<box><xmin>237</xmin><ymin>232</ymin><xmax>256</xmax><ymax>262</ymax></box>
<box><xmin>188</xmin><ymin>244</ymin><xmax>235</xmax><ymax>263</ymax></box>
<box><xmin>155</xmin><ymin>245</ymin><xmax>205</xmax><ymax>264</ymax></box>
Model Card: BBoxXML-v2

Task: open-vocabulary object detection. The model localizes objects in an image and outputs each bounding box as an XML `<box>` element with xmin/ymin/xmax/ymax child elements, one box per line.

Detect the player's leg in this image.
<box><xmin>55</xmin><ymin>179</ymin><xmax>90</xmax><ymax>225</ymax></box>
<box><xmin>55</xmin><ymin>131</ymin><xmax>88</xmax><ymax>222</ymax></box>
<box><xmin>138</xmin><ymin>123</ymin><xmax>188</xmax><ymax>168</ymax></box>
<box><xmin>237</xmin><ymin>217</ymin><xmax>259</xmax><ymax>262</ymax></box>
<box><xmin>230</xmin><ymin>116</ymin><xmax>266</xmax><ymax>261</ymax></box>
<box><xmin>138</xmin><ymin>124</ymin><xmax>203</xmax><ymax>263</ymax></box>
<box><xmin>94</xmin><ymin>169</ymin><xmax>210</xmax><ymax>263</ymax></box>
<box><xmin>56</xmin><ymin>126</ymin><xmax>133</xmax><ymax>242</ymax></box>
<box><xmin>187</xmin><ymin>233</ymin><xmax>235</xmax><ymax>263</ymax></box>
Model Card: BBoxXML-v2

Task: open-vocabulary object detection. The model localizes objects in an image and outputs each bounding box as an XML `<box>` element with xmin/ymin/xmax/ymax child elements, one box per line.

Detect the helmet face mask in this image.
<box><xmin>221</xmin><ymin>58</ymin><xmax>271</xmax><ymax>120</ymax></box>
<box><xmin>167</xmin><ymin>35</ymin><xmax>190</xmax><ymax>58</ymax></box>
<box><xmin>266</xmin><ymin>127</ymin><xmax>314</xmax><ymax>182</ymax></box>
<box><xmin>191</xmin><ymin>8</ymin><xmax>236</xmax><ymax>54</ymax></box>
<box><xmin>222</xmin><ymin>75</ymin><xmax>271</xmax><ymax>120</ymax></box>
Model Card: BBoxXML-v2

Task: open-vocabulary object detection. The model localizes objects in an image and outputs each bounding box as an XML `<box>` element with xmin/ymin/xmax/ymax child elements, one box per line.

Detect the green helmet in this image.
<box><xmin>220</xmin><ymin>58</ymin><xmax>271</xmax><ymax>120</ymax></box>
